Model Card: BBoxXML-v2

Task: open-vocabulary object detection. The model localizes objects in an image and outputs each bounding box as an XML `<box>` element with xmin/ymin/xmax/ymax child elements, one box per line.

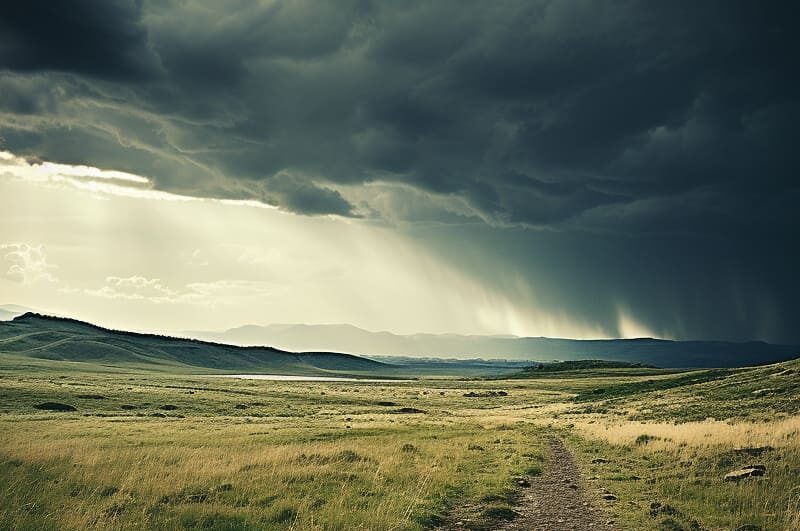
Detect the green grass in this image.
<box><xmin>1</xmin><ymin>349</ymin><xmax>799</xmax><ymax>530</ymax></box>
<box><xmin>558</xmin><ymin>359</ymin><xmax>800</xmax><ymax>530</ymax></box>
<box><xmin>0</xmin><ymin>362</ymin><xmax>550</xmax><ymax>530</ymax></box>
<box><xmin>572</xmin><ymin>368</ymin><xmax>733</xmax><ymax>402</ymax></box>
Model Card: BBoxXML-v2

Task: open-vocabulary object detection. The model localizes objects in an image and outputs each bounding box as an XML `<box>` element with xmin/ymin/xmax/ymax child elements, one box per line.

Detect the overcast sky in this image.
<box><xmin>1</xmin><ymin>1</ymin><xmax>798</xmax><ymax>342</ymax></box>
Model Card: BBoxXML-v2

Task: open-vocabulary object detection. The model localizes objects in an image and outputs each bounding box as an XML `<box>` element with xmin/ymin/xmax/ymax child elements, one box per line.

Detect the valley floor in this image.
<box><xmin>1</xmin><ymin>359</ymin><xmax>798</xmax><ymax>530</ymax></box>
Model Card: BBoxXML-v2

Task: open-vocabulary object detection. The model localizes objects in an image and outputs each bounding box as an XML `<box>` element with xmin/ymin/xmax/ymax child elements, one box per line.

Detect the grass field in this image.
<box><xmin>1</xmin><ymin>356</ymin><xmax>799</xmax><ymax>530</ymax></box>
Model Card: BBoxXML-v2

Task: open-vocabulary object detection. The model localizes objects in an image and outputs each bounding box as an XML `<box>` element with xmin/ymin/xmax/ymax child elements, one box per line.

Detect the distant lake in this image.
<box><xmin>216</xmin><ymin>374</ymin><xmax>411</xmax><ymax>383</ymax></box>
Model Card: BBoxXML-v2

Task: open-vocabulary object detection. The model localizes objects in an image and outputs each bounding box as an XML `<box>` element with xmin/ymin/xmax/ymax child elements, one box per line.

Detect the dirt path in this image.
<box><xmin>496</xmin><ymin>437</ymin><xmax>613</xmax><ymax>531</ymax></box>
<box><xmin>435</xmin><ymin>437</ymin><xmax>613</xmax><ymax>531</ymax></box>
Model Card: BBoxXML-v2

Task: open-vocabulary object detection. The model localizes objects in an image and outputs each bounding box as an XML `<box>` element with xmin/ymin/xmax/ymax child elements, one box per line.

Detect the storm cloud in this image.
<box><xmin>1</xmin><ymin>1</ymin><xmax>798</xmax><ymax>342</ymax></box>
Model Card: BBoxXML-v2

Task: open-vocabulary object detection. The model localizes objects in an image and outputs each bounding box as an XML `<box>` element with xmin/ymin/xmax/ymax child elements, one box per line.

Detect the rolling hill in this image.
<box><xmin>189</xmin><ymin>323</ymin><xmax>800</xmax><ymax>368</ymax></box>
<box><xmin>0</xmin><ymin>313</ymin><xmax>394</xmax><ymax>376</ymax></box>
<box><xmin>3</xmin><ymin>313</ymin><xmax>797</xmax><ymax>374</ymax></box>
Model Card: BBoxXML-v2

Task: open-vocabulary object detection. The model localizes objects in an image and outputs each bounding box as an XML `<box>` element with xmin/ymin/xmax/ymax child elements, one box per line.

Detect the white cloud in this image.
<box><xmin>84</xmin><ymin>276</ymin><xmax>275</xmax><ymax>307</ymax></box>
<box><xmin>85</xmin><ymin>276</ymin><xmax>177</xmax><ymax>302</ymax></box>
<box><xmin>0</xmin><ymin>150</ymin><xmax>280</xmax><ymax>207</ymax></box>
<box><xmin>0</xmin><ymin>243</ymin><xmax>58</xmax><ymax>285</ymax></box>
<box><xmin>0</xmin><ymin>151</ymin><xmax>148</xmax><ymax>184</ymax></box>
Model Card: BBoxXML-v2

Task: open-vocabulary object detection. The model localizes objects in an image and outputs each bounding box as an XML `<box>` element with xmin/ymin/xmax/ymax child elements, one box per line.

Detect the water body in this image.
<box><xmin>216</xmin><ymin>374</ymin><xmax>411</xmax><ymax>383</ymax></box>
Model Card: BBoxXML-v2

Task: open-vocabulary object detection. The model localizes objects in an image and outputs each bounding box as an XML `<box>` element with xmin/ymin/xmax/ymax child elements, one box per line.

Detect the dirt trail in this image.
<box><xmin>497</xmin><ymin>437</ymin><xmax>613</xmax><ymax>531</ymax></box>
<box><xmin>436</xmin><ymin>437</ymin><xmax>613</xmax><ymax>531</ymax></box>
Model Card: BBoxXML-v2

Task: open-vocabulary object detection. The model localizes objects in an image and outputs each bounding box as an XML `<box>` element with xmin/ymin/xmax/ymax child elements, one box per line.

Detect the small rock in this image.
<box><xmin>568</xmin><ymin>483</ymin><xmax>579</xmax><ymax>489</ymax></box>
<box><xmin>724</xmin><ymin>466</ymin><xmax>766</xmax><ymax>481</ymax></box>
<box><xmin>602</xmin><ymin>494</ymin><xmax>617</xmax><ymax>501</ymax></box>
<box><xmin>516</xmin><ymin>478</ymin><xmax>531</xmax><ymax>488</ymax></box>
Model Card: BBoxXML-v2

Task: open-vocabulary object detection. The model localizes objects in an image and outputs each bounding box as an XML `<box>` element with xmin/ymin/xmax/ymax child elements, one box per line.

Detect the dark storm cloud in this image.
<box><xmin>0</xmin><ymin>1</ymin><xmax>160</xmax><ymax>81</ymax></box>
<box><xmin>2</xmin><ymin>0</ymin><xmax>795</xmax><ymax>222</ymax></box>
<box><xmin>0</xmin><ymin>0</ymin><xmax>798</xmax><ymax>341</ymax></box>
<box><xmin>264</xmin><ymin>172</ymin><xmax>356</xmax><ymax>216</ymax></box>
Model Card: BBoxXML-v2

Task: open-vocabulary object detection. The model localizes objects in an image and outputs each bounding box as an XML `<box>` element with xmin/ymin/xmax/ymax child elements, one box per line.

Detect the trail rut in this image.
<box><xmin>497</xmin><ymin>437</ymin><xmax>613</xmax><ymax>531</ymax></box>
<box><xmin>436</xmin><ymin>437</ymin><xmax>614</xmax><ymax>531</ymax></box>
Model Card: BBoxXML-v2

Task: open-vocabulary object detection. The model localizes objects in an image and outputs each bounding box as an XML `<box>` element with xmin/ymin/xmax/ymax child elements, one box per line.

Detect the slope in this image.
<box><xmin>0</xmin><ymin>313</ymin><xmax>394</xmax><ymax>376</ymax></box>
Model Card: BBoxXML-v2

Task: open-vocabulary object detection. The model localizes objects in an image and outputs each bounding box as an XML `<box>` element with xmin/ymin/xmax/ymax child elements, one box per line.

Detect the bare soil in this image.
<box><xmin>436</xmin><ymin>437</ymin><xmax>614</xmax><ymax>531</ymax></box>
<box><xmin>497</xmin><ymin>437</ymin><xmax>613</xmax><ymax>530</ymax></box>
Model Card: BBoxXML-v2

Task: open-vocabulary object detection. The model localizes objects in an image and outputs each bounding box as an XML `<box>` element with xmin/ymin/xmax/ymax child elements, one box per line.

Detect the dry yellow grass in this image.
<box><xmin>1</xmin><ymin>416</ymin><xmax>543</xmax><ymax>530</ymax></box>
<box><xmin>0</xmin><ymin>375</ymin><xmax>550</xmax><ymax>530</ymax></box>
<box><xmin>3</xmin><ymin>359</ymin><xmax>799</xmax><ymax>529</ymax></box>
<box><xmin>572</xmin><ymin>415</ymin><xmax>800</xmax><ymax>449</ymax></box>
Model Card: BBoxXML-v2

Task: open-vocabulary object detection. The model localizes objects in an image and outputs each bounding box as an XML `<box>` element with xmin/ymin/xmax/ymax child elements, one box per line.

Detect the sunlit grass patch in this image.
<box><xmin>0</xmin><ymin>370</ymin><xmax>547</xmax><ymax>530</ymax></box>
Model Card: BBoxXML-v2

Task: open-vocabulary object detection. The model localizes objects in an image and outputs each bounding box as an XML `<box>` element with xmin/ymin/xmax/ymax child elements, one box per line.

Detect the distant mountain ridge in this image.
<box><xmin>188</xmin><ymin>323</ymin><xmax>800</xmax><ymax>368</ymax></box>
<box><xmin>0</xmin><ymin>313</ymin><xmax>392</xmax><ymax>376</ymax></box>
<box><xmin>2</xmin><ymin>312</ymin><xmax>797</xmax><ymax>371</ymax></box>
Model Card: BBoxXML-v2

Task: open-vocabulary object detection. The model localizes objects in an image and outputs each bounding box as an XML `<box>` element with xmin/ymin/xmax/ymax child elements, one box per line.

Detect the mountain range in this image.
<box><xmin>188</xmin><ymin>323</ymin><xmax>800</xmax><ymax>368</ymax></box>
<box><xmin>2</xmin><ymin>306</ymin><xmax>798</xmax><ymax>370</ymax></box>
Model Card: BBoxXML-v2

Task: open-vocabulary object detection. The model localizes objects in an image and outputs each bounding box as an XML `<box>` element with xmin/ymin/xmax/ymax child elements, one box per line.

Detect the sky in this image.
<box><xmin>0</xmin><ymin>1</ymin><xmax>798</xmax><ymax>342</ymax></box>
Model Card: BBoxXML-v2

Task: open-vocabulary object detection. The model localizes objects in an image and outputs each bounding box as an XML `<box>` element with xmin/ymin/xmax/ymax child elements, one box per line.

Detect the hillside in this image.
<box><xmin>573</xmin><ymin>356</ymin><xmax>800</xmax><ymax>421</ymax></box>
<box><xmin>0</xmin><ymin>313</ymin><xmax>393</xmax><ymax>376</ymax></box>
<box><xmin>190</xmin><ymin>323</ymin><xmax>800</xmax><ymax>368</ymax></box>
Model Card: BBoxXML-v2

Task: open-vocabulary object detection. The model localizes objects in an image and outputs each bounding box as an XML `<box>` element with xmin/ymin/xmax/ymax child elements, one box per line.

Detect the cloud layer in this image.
<box><xmin>1</xmin><ymin>1</ymin><xmax>795</xmax><ymax>226</ymax></box>
<box><xmin>1</xmin><ymin>1</ymin><xmax>798</xmax><ymax>342</ymax></box>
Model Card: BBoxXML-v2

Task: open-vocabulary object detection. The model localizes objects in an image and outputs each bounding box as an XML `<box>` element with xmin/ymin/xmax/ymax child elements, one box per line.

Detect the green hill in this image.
<box><xmin>0</xmin><ymin>313</ymin><xmax>394</xmax><ymax>376</ymax></box>
<box><xmin>567</xmin><ymin>357</ymin><xmax>800</xmax><ymax>421</ymax></box>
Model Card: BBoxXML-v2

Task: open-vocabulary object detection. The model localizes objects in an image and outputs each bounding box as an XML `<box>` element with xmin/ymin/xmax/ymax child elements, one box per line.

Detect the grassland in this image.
<box><xmin>0</xmin><ymin>361</ymin><xmax>551</xmax><ymax>530</ymax></box>
<box><xmin>1</xmin><ymin>354</ymin><xmax>799</xmax><ymax>530</ymax></box>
